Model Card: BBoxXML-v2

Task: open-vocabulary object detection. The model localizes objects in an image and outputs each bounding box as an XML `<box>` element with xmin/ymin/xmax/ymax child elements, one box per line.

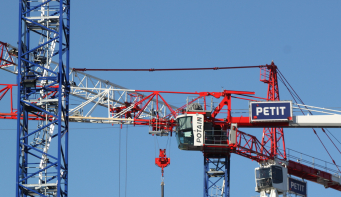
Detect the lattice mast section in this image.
<box><xmin>260</xmin><ymin>61</ymin><xmax>286</xmax><ymax>160</ymax></box>
<box><xmin>204</xmin><ymin>156</ymin><xmax>230</xmax><ymax>197</ymax></box>
<box><xmin>16</xmin><ymin>0</ymin><xmax>70</xmax><ymax>196</ymax></box>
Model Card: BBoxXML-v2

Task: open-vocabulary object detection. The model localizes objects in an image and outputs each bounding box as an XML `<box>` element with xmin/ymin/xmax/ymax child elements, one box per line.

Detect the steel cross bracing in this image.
<box><xmin>2</xmin><ymin>1</ymin><xmax>341</xmax><ymax>196</ymax></box>
<box><xmin>204</xmin><ymin>156</ymin><xmax>230</xmax><ymax>197</ymax></box>
<box><xmin>260</xmin><ymin>63</ymin><xmax>286</xmax><ymax>160</ymax></box>
<box><xmin>16</xmin><ymin>1</ymin><xmax>70</xmax><ymax>197</ymax></box>
<box><xmin>0</xmin><ymin>42</ymin><xmax>178</xmax><ymax>124</ymax></box>
<box><xmin>3</xmin><ymin>39</ymin><xmax>341</xmax><ymax>196</ymax></box>
<box><xmin>3</xmin><ymin>78</ymin><xmax>341</xmax><ymax>126</ymax></box>
<box><xmin>2</xmin><ymin>76</ymin><xmax>341</xmax><ymax>192</ymax></box>
<box><xmin>0</xmin><ymin>83</ymin><xmax>183</xmax><ymax>126</ymax></box>
<box><xmin>0</xmin><ymin>41</ymin><xmax>17</xmax><ymax>68</ymax></box>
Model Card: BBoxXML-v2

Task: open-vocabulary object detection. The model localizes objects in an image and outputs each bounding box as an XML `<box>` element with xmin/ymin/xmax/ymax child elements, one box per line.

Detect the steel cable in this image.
<box><xmin>326</xmin><ymin>128</ymin><xmax>341</xmax><ymax>145</ymax></box>
<box><xmin>277</xmin><ymin>68</ymin><xmax>341</xmax><ymax>170</ymax></box>
<box><xmin>119</xmin><ymin>126</ymin><xmax>121</xmax><ymax>197</ymax></box>
<box><xmin>322</xmin><ymin>128</ymin><xmax>341</xmax><ymax>155</ymax></box>
<box><xmin>313</xmin><ymin>129</ymin><xmax>341</xmax><ymax>173</ymax></box>
<box><xmin>73</xmin><ymin>65</ymin><xmax>264</xmax><ymax>72</ymax></box>
<box><xmin>125</xmin><ymin>125</ymin><xmax>128</xmax><ymax>197</ymax></box>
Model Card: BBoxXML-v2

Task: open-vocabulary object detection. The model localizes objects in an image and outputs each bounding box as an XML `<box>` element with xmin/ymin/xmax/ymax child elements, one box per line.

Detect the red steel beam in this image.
<box><xmin>288</xmin><ymin>160</ymin><xmax>341</xmax><ymax>192</ymax></box>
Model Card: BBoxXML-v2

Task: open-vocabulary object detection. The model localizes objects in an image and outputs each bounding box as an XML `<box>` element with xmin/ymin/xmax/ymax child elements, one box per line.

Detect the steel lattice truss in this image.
<box><xmin>0</xmin><ymin>43</ymin><xmax>178</xmax><ymax>124</ymax></box>
<box><xmin>16</xmin><ymin>0</ymin><xmax>70</xmax><ymax>196</ymax></box>
<box><xmin>1</xmin><ymin>1</ymin><xmax>341</xmax><ymax>197</ymax></box>
<box><xmin>204</xmin><ymin>156</ymin><xmax>230</xmax><ymax>197</ymax></box>
<box><xmin>260</xmin><ymin>64</ymin><xmax>286</xmax><ymax>160</ymax></box>
<box><xmin>3</xmin><ymin>35</ymin><xmax>341</xmax><ymax>195</ymax></box>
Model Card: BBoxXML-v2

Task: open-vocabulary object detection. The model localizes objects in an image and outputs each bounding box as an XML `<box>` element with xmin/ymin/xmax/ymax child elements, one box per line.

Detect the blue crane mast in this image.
<box><xmin>17</xmin><ymin>0</ymin><xmax>70</xmax><ymax>196</ymax></box>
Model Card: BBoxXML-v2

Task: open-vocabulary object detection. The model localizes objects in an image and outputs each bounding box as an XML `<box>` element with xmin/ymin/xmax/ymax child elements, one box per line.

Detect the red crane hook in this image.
<box><xmin>155</xmin><ymin>149</ymin><xmax>170</xmax><ymax>177</ymax></box>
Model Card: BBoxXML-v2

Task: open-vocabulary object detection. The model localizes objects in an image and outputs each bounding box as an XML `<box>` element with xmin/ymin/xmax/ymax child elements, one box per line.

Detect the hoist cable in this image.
<box><xmin>154</xmin><ymin>135</ymin><xmax>157</xmax><ymax>158</ymax></box>
<box><xmin>165</xmin><ymin>134</ymin><xmax>170</xmax><ymax>150</ymax></box>
<box><xmin>118</xmin><ymin>126</ymin><xmax>121</xmax><ymax>197</ymax></box>
<box><xmin>125</xmin><ymin>125</ymin><xmax>128</xmax><ymax>197</ymax></box>
<box><xmin>165</xmin><ymin>134</ymin><xmax>172</xmax><ymax>158</ymax></box>
<box><xmin>169</xmin><ymin>135</ymin><xmax>172</xmax><ymax>158</ymax></box>
<box><xmin>154</xmin><ymin>135</ymin><xmax>160</xmax><ymax>159</ymax></box>
<box><xmin>156</xmin><ymin>135</ymin><xmax>160</xmax><ymax>149</ymax></box>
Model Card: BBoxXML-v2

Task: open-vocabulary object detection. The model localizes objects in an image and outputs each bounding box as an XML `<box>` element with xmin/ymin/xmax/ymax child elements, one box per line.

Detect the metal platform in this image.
<box><xmin>22</xmin><ymin>183</ymin><xmax>57</xmax><ymax>196</ymax></box>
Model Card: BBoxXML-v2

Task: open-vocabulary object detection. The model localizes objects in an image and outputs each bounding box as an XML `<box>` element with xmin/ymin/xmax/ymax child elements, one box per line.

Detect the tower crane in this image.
<box><xmin>0</xmin><ymin>1</ymin><xmax>341</xmax><ymax>197</ymax></box>
<box><xmin>2</xmin><ymin>37</ymin><xmax>341</xmax><ymax>196</ymax></box>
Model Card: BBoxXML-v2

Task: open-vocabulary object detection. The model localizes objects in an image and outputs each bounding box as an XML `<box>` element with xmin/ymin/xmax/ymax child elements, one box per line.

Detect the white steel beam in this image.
<box><xmin>290</xmin><ymin>115</ymin><xmax>341</xmax><ymax>128</ymax></box>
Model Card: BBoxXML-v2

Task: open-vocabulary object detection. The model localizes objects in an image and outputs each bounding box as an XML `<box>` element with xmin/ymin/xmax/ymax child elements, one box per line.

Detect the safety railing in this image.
<box><xmin>204</xmin><ymin>130</ymin><xmax>228</xmax><ymax>146</ymax></box>
<box><xmin>287</xmin><ymin>148</ymin><xmax>341</xmax><ymax>176</ymax></box>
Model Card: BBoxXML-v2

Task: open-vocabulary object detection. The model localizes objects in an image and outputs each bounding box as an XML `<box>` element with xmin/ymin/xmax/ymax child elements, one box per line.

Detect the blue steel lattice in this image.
<box><xmin>204</xmin><ymin>155</ymin><xmax>230</xmax><ymax>197</ymax></box>
<box><xmin>17</xmin><ymin>0</ymin><xmax>70</xmax><ymax>196</ymax></box>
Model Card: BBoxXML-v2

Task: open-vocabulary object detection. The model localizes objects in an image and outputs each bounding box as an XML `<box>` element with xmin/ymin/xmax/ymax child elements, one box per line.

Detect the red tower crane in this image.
<box><xmin>1</xmin><ymin>41</ymin><xmax>341</xmax><ymax>196</ymax></box>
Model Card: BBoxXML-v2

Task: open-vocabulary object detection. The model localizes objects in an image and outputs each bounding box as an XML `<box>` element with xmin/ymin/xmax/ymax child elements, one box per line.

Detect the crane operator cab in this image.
<box><xmin>175</xmin><ymin>103</ymin><xmax>228</xmax><ymax>151</ymax></box>
<box><xmin>176</xmin><ymin>113</ymin><xmax>204</xmax><ymax>151</ymax></box>
<box><xmin>255</xmin><ymin>162</ymin><xmax>288</xmax><ymax>197</ymax></box>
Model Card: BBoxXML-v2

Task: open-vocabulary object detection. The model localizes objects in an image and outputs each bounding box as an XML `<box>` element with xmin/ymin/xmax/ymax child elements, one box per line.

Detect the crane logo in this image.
<box><xmin>288</xmin><ymin>177</ymin><xmax>307</xmax><ymax>196</ymax></box>
<box><xmin>256</xmin><ymin>106</ymin><xmax>286</xmax><ymax>116</ymax></box>
<box><xmin>193</xmin><ymin>114</ymin><xmax>204</xmax><ymax>146</ymax></box>
<box><xmin>250</xmin><ymin>101</ymin><xmax>292</xmax><ymax>122</ymax></box>
<box><xmin>196</xmin><ymin>117</ymin><xmax>203</xmax><ymax>143</ymax></box>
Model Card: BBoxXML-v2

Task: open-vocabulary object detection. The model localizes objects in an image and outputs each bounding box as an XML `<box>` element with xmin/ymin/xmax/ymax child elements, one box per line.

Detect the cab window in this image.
<box><xmin>271</xmin><ymin>166</ymin><xmax>283</xmax><ymax>184</ymax></box>
<box><xmin>177</xmin><ymin>116</ymin><xmax>192</xmax><ymax>131</ymax></box>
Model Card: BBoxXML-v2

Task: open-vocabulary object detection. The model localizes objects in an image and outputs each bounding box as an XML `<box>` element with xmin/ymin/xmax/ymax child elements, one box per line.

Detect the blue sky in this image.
<box><xmin>1</xmin><ymin>1</ymin><xmax>341</xmax><ymax>196</ymax></box>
